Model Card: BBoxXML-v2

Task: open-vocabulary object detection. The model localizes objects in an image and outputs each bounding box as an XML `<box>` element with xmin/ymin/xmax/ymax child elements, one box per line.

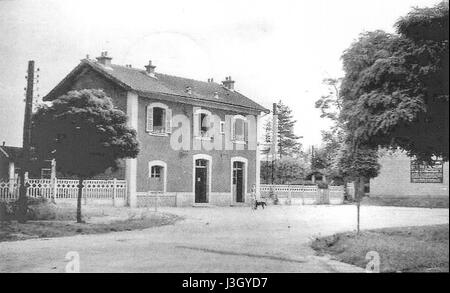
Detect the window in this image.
<box><xmin>153</xmin><ymin>107</ymin><xmax>165</xmax><ymax>133</ymax></box>
<box><xmin>146</xmin><ymin>103</ymin><xmax>172</xmax><ymax>135</ymax></box>
<box><xmin>150</xmin><ymin>165</ymin><xmax>162</xmax><ymax>178</ymax></box>
<box><xmin>232</xmin><ymin>116</ymin><xmax>248</xmax><ymax>142</ymax></box>
<box><xmin>193</xmin><ymin>108</ymin><xmax>212</xmax><ymax>139</ymax></box>
<box><xmin>200</xmin><ymin>113</ymin><xmax>209</xmax><ymax>136</ymax></box>
<box><xmin>41</xmin><ymin>168</ymin><xmax>52</xmax><ymax>179</ymax></box>
<box><xmin>220</xmin><ymin>121</ymin><xmax>225</xmax><ymax>134</ymax></box>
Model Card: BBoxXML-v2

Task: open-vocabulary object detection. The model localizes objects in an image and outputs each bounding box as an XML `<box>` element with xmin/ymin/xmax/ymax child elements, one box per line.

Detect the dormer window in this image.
<box><xmin>146</xmin><ymin>102</ymin><xmax>172</xmax><ymax>135</ymax></box>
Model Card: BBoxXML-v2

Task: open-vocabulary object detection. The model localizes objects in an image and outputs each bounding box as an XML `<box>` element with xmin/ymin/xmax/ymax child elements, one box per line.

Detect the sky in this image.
<box><xmin>0</xmin><ymin>0</ymin><xmax>441</xmax><ymax>149</ymax></box>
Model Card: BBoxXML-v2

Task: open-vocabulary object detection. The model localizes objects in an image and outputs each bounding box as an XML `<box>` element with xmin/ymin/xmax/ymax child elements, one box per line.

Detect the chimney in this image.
<box><xmin>207</xmin><ymin>78</ymin><xmax>214</xmax><ymax>83</ymax></box>
<box><xmin>222</xmin><ymin>76</ymin><xmax>235</xmax><ymax>90</ymax></box>
<box><xmin>145</xmin><ymin>60</ymin><xmax>156</xmax><ymax>77</ymax></box>
<box><xmin>96</xmin><ymin>51</ymin><xmax>112</xmax><ymax>67</ymax></box>
<box><xmin>2</xmin><ymin>141</ymin><xmax>5</xmax><ymax>146</ymax></box>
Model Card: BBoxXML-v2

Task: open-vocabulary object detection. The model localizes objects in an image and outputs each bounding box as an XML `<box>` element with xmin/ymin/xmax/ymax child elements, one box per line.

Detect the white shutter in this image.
<box><xmin>244</xmin><ymin>119</ymin><xmax>249</xmax><ymax>142</ymax></box>
<box><xmin>231</xmin><ymin>117</ymin><xmax>236</xmax><ymax>141</ymax></box>
<box><xmin>193</xmin><ymin>109</ymin><xmax>200</xmax><ymax>137</ymax></box>
<box><xmin>165</xmin><ymin>108</ymin><xmax>172</xmax><ymax>134</ymax></box>
<box><xmin>146</xmin><ymin>105</ymin><xmax>153</xmax><ymax>133</ymax></box>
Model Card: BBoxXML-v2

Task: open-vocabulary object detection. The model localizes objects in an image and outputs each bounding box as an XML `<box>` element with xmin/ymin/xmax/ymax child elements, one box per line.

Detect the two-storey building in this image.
<box><xmin>43</xmin><ymin>52</ymin><xmax>269</xmax><ymax>207</ymax></box>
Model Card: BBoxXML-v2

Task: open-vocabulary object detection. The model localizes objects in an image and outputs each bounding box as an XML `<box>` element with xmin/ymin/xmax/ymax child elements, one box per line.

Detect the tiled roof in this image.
<box><xmin>0</xmin><ymin>146</ymin><xmax>22</xmax><ymax>161</ymax></box>
<box><xmin>45</xmin><ymin>59</ymin><xmax>269</xmax><ymax>113</ymax></box>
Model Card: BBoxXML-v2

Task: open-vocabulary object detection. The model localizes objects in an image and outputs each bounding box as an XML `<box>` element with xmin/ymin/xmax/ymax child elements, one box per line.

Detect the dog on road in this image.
<box><xmin>253</xmin><ymin>200</ymin><xmax>267</xmax><ymax>210</ymax></box>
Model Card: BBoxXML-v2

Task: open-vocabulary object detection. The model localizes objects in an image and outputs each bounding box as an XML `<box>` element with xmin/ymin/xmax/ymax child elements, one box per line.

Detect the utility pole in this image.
<box><xmin>271</xmin><ymin>102</ymin><xmax>278</xmax><ymax>184</ymax></box>
<box><xmin>17</xmin><ymin>60</ymin><xmax>35</xmax><ymax>223</ymax></box>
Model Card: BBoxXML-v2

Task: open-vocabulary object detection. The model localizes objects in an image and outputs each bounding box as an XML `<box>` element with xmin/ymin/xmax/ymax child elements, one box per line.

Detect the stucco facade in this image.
<box><xmin>43</xmin><ymin>54</ymin><xmax>267</xmax><ymax>207</ymax></box>
<box><xmin>370</xmin><ymin>150</ymin><xmax>449</xmax><ymax>198</ymax></box>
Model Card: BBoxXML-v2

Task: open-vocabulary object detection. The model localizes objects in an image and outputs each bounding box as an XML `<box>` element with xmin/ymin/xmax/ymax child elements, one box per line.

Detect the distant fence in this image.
<box><xmin>260</xmin><ymin>184</ymin><xmax>345</xmax><ymax>205</ymax></box>
<box><xmin>0</xmin><ymin>178</ymin><xmax>126</xmax><ymax>205</ymax></box>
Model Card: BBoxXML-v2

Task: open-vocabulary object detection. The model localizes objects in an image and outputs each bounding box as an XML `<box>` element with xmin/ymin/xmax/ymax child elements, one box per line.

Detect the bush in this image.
<box><xmin>1</xmin><ymin>197</ymin><xmax>58</xmax><ymax>221</ymax></box>
<box><xmin>317</xmin><ymin>182</ymin><xmax>329</xmax><ymax>189</ymax></box>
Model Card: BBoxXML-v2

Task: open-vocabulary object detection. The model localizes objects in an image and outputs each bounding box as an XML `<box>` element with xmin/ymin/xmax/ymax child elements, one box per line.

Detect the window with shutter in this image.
<box><xmin>166</xmin><ymin>109</ymin><xmax>172</xmax><ymax>133</ymax></box>
<box><xmin>146</xmin><ymin>105</ymin><xmax>153</xmax><ymax>133</ymax></box>
<box><xmin>232</xmin><ymin>115</ymin><xmax>247</xmax><ymax>143</ymax></box>
<box><xmin>147</xmin><ymin>102</ymin><xmax>171</xmax><ymax>135</ymax></box>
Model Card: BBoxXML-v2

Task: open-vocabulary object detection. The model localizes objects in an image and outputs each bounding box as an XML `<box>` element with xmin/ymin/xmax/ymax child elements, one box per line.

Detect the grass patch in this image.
<box><xmin>311</xmin><ymin>224</ymin><xmax>449</xmax><ymax>272</ymax></box>
<box><xmin>361</xmin><ymin>196</ymin><xmax>449</xmax><ymax>208</ymax></box>
<box><xmin>0</xmin><ymin>211</ymin><xmax>181</xmax><ymax>242</ymax></box>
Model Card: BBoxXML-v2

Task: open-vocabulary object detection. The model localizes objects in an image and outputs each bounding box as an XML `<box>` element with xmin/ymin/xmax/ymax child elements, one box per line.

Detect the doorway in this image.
<box><xmin>195</xmin><ymin>159</ymin><xmax>208</xmax><ymax>203</ymax></box>
<box><xmin>233</xmin><ymin>161</ymin><xmax>245</xmax><ymax>203</ymax></box>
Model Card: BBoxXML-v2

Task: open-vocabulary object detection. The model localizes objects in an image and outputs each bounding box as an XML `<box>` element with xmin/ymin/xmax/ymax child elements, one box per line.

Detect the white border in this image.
<box><xmin>231</xmin><ymin>114</ymin><xmax>247</xmax><ymax>144</ymax></box>
<box><xmin>147</xmin><ymin>102</ymin><xmax>170</xmax><ymax>136</ymax></box>
<box><xmin>192</xmin><ymin>154</ymin><xmax>212</xmax><ymax>205</ymax></box>
<box><xmin>230</xmin><ymin>156</ymin><xmax>248</xmax><ymax>204</ymax></box>
<box><xmin>148</xmin><ymin>160</ymin><xmax>167</xmax><ymax>193</ymax></box>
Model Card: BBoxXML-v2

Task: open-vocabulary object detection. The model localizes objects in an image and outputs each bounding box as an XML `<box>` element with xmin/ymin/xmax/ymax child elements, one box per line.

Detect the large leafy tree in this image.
<box><xmin>340</xmin><ymin>1</ymin><xmax>449</xmax><ymax>162</ymax></box>
<box><xmin>31</xmin><ymin>89</ymin><xmax>139</xmax><ymax>223</ymax></box>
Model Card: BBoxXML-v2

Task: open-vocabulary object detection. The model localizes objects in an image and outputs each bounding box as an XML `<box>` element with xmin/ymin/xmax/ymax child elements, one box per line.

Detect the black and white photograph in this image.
<box><xmin>0</xmin><ymin>0</ymin><xmax>448</xmax><ymax>279</ymax></box>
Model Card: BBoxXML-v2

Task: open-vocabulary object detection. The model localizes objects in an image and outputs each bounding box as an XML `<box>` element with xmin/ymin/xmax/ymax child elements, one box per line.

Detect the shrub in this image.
<box><xmin>317</xmin><ymin>182</ymin><xmax>329</xmax><ymax>189</ymax></box>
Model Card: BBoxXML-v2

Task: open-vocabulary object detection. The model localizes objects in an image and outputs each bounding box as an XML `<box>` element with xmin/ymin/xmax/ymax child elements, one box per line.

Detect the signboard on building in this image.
<box><xmin>410</xmin><ymin>160</ymin><xmax>444</xmax><ymax>183</ymax></box>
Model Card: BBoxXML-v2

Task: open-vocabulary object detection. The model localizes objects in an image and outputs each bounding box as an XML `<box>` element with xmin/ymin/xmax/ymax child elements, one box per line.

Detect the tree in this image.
<box><xmin>261</xmin><ymin>157</ymin><xmax>307</xmax><ymax>184</ymax></box>
<box><xmin>31</xmin><ymin>89</ymin><xmax>139</xmax><ymax>223</ymax></box>
<box><xmin>276</xmin><ymin>100</ymin><xmax>302</xmax><ymax>158</ymax></box>
<box><xmin>314</xmin><ymin>78</ymin><xmax>346</xmax><ymax>183</ymax></box>
<box><xmin>340</xmin><ymin>1</ymin><xmax>449</xmax><ymax>163</ymax></box>
<box><xmin>261</xmin><ymin>119</ymin><xmax>273</xmax><ymax>156</ymax></box>
<box><xmin>334</xmin><ymin>143</ymin><xmax>380</xmax><ymax>233</ymax></box>
<box><xmin>315</xmin><ymin>78</ymin><xmax>343</xmax><ymax>122</ymax></box>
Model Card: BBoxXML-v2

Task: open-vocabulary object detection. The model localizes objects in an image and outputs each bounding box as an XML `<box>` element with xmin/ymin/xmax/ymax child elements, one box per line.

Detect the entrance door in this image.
<box><xmin>195</xmin><ymin>159</ymin><xmax>208</xmax><ymax>203</ymax></box>
<box><xmin>233</xmin><ymin>161</ymin><xmax>244</xmax><ymax>203</ymax></box>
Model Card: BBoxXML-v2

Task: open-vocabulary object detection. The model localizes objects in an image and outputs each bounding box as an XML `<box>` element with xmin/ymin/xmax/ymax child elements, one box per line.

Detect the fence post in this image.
<box><xmin>288</xmin><ymin>185</ymin><xmax>292</xmax><ymax>205</ymax></box>
<box><xmin>112</xmin><ymin>178</ymin><xmax>117</xmax><ymax>207</ymax></box>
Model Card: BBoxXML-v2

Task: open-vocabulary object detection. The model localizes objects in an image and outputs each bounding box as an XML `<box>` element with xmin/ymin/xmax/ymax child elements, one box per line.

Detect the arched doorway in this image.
<box><xmin>193</xmin><ymin>154</ymin><xmax>211</xmax><ymax>204</ymax></box>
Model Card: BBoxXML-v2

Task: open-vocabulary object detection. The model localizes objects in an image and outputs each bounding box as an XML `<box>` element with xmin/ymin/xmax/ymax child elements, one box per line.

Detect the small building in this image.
<box><xmin>370</xmin><ymin>150</ymin><xmax>449</xmax><ymax>198</ymax></box>
<box><xmin>0</xmin><ymin>143</ymin><xmax>52</xmax><ymax>181</ymax></box>
<box><xmin>43</xmin><ymin>52</ymin><xmax>269</xmax><ymax>207</ymax></box>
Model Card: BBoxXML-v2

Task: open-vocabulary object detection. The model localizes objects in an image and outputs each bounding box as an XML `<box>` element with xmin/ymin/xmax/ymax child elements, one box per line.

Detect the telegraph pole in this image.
<box><xmin>17</xmin><ymin>60</ymin><xmax>35</xmax><ymax>223</ymax></box>
<box><xmin>271</xmin><ymin>102</ymin><xmax>278</xmax><ymax>184</ymax></box>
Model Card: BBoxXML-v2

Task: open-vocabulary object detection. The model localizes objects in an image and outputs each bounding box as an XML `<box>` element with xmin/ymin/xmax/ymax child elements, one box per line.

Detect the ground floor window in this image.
<box><xmin>150</xmin><ymin>165</ymin><xmax>163</xmax><ymax>178</ymax></box>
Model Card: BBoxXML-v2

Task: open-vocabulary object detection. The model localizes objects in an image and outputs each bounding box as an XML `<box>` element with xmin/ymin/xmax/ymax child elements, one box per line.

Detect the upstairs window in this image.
<box><xmin>146</xmin><ymin>103</ymin><xmax>172</xmax><ymax>135</ymax></box>
<box><xmin>200</xmin><ymin>113</ymin><xmax>209</xmax><ymax>136</ymax></box>
<box><xmin>153</xmin><ymin>107</ymin><xmax>165</xmax><ymax>133</ymax></box>
<box><xmin>193</xmin><ymin>108</ymin><xmax>212</xmax><ymax>139</ymax></box>
<box><xmin>232</xmin><ymin>116</ymin><xmax>248</xmax><ymax>143</ymax></box>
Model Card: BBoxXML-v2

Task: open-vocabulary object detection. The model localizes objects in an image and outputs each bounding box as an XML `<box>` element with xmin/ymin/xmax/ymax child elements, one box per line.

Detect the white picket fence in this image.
<box><xmin>260</xmin><ymin>184</ymin><xmax>345</xmax><ymax>205</ymax></box>
<box><xmin>0</xmin><ymin>178</ymin><xmax>127</xmax><ymax>204</ymax></box>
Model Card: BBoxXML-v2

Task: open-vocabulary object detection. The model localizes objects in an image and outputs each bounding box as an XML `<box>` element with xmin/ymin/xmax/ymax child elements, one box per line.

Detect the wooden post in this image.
<box><xmin>17</xmin><ymin>60</ymin><xmax>35</xmax><ymax>223</ymax></box>
<box><xmin>50</xmin><ymin>159</ymin><xmax>56</xmax><ymax>203</ymax></box>
<box><xmin>287</xmin><ymin>185</ymin><xmax>292</xmax><ymax>205</ymax></box>
<box><xmin>112</xmin><ymin>178</ymin><xmax>117</xmax><ymax>207</ymax></box>
<box><xmin>52</xmin><ymin>178</ymin><xmax>57</xmax><ymax>203</ymax></box>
